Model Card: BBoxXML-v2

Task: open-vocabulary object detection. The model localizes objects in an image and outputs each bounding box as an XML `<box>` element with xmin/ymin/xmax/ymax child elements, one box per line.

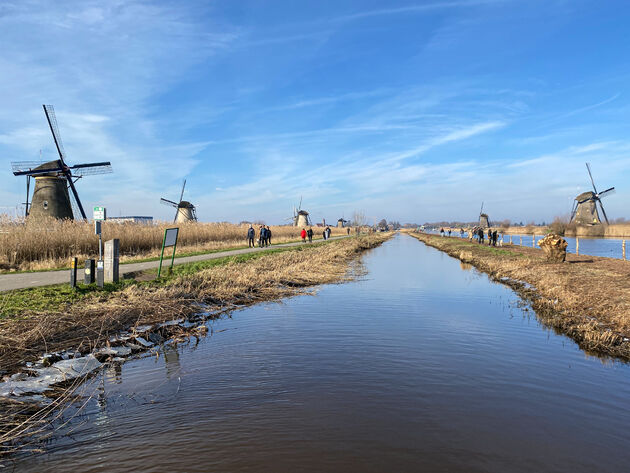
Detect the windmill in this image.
<box><xmin>160</xmin><ymin>179</ymin><xmax>198</xmax><ymax>223</ymax></box>
<box><xmin>570</xmin><ymin>163</ymin><xmax>615</xmax><ymax>225</ymax></box>
<box><xmin>479</xmin><ymin>202</ymin><xmax>489</xmax><ymax>228</ymax></box>
<box><xmin>286</xmin><ymin>196</ymin><xmax>311</xmax><ymax>227</ymax></box>
<box><xmin>11</xmin><ymin>105</ymin><xmax>113</xmax><ymax>220</ymax></box>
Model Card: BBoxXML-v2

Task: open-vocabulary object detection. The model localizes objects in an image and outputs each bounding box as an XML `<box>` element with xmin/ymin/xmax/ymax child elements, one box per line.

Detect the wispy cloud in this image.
<box><xmin>332</xmin><ymin>0</ymin><xmax>507</xmax><ymax>22</ymax></box>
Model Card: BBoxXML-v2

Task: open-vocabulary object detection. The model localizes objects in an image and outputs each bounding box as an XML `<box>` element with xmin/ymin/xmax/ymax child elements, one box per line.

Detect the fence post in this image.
<box><xmin>623</xmin><ymin>240</ymin><xmax>626</xmax><ymax>261</ymax></box>
<box><xmin>532</xmin><ymin>235</ymin><xmax>535</xmax><ymax>247</ymax></box>
<box><xmin>510</xmin><ymin>235</ymin><xmax>513</xmax><ymax>244</ymax></box>
<box><xmin>520</xmin><ymin>236</ymin><xmax>522</xmax><ymax>245</ymax></box>
<box><xmin>576</xmin><ymin>237</ymin><xmax>579</xmax><ymax>256</ymax></box>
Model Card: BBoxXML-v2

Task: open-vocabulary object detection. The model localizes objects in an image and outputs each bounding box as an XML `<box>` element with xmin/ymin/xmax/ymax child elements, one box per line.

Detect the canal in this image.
<box><xmin>14</xmin><ymin>234</ymin><xmax>630</xmax><ymax>472</ymax></box>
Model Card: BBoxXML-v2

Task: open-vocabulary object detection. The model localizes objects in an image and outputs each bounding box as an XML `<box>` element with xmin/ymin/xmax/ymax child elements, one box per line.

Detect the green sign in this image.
<box><xmin>93</xmin><ymin>206</ymin><xmax>106</xmax><ymax>221</ymax></box>
<box><xmin>158</xmin><ymin>227</ymin><xmax>179</xmax><ymax>278</ymax></box>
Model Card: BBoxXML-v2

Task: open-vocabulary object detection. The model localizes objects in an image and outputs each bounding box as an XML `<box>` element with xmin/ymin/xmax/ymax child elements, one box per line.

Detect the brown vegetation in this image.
<box><xmin>405</xmin><ymin>231</ymin><xmax>630</xmax><ymax>359</ymax></box>
<box><xmin>0</xmin><ymin>217</ymin><xmax>347</xmax><ymax>272</ymax></box>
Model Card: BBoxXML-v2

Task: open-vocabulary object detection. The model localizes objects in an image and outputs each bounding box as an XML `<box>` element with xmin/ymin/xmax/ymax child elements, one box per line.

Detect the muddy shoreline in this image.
<box><xmin>405</xmin><ymin>231</ymin><xmax>630</xmax><ymax>360</ymax></box>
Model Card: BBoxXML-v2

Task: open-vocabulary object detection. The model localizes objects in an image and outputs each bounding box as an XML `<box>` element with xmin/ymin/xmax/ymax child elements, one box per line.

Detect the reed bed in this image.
<box><xmin>405</xmin><ymin>231</ymin><xmax>630</xmax><ymax>359</ymax></box>
<box><xmin>0</xmin><ymin>217</ymin><xmax>347</xmax><ymax>271</ymax></box>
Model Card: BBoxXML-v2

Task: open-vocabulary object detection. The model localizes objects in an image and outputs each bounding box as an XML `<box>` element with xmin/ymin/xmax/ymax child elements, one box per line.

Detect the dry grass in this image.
<box><xmin>0</xmin><ymin>233</ymin><xmax>390</xmax><ymax>376</ymax></box>
<box><xmin>0</xmin><ymin>216</ymin><xmax>348</xmax><ymax>272</ymax></box>
<box><xmin>405</xmin><ymin>231</ymin><xmax>630</xmax><ymax>359</ymax></box>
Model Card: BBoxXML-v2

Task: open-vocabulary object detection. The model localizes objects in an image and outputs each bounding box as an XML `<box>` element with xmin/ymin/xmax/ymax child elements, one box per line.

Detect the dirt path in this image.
<box><xmin>0</xmin><ymin>236</ymin><xmax>349</xmax><ymax>292</ymax></box>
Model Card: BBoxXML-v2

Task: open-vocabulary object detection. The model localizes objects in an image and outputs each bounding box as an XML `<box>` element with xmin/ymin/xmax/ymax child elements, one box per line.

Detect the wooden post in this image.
<box><xmin>532</xmin><ymin>235</ymin><xmax>536</xmax><ymax>247</ymax></box>
<box><xmin>623</xmin><ymin>240</ymin><xmax>626</xmax><ymax>261</ymax></box>
<box><xmin>510</xmin><ymin>235</ymin><xmax>513</xmax><ymax>245</ymax></box>
<box><xmin>520</xmin><ymin>236</ymin><xmax>522</xmax><ymax>245</ymax></box>
<box><xmin>576</xmin><ymin>237</ymin><xmax>579</xmax><ymax>256</ymax></box>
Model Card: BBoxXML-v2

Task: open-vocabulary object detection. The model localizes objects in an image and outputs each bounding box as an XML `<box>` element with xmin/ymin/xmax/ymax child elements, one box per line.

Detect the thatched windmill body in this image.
<box><xmin>161</xmin><ymin>179</ymin><xmax>198</xmax><ymax>223</ymax></box>
<box><xmin>478</xmin><ymin>202</ymin><xmax>490</xmax><ymax>228</ymax></box>
<box><xmin>286</xmin><ymin>197</ymin><xmax>311</xmax><ymax>227</ymax></box>
<box><xmin>11</xmin><ymin>105</ymin><xmax>113</xmax><ymax>220</ymax></box>
<box><xmin>570</xmin><ymin>163</ymin><xmax>615</xmax><ymax>225</ymax></box>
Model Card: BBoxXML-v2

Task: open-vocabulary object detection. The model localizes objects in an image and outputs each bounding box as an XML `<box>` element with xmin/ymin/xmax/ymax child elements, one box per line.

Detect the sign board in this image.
<box><xmin>164</xmin><ymin>228</ymin><xmax>179</xmax><ymax>247</ymax></box>
<box><xmin>158</xmin><ymin>227</ymin><xmax>180</xmax><ymax>278</ymax></box>
<box><xmin>93</xmin><ymin>206</ymin><xmax>106</xmax><ymax>221</ymax></box>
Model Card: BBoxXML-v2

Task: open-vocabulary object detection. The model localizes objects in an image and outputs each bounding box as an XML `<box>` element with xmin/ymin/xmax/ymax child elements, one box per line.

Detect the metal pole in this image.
<box><xmin>158</xmin><ymin>230</ymin><xmax>167</xmax><ymax>278</ymax></box>
<box><xmin>169</xmin><ymin>239</ymin><xmax>178</xmax><ymax>275</ymax></box>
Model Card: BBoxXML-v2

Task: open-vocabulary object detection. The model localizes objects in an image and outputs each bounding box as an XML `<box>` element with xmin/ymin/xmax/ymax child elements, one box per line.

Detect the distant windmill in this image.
<box><xmin>570</xmin><ymin>163</ymin><xmax>615</xmax><ymax>225</ymax></box>
<box><xmin>11</xmin><ymin>105</ymin><xmax>113</xmax><ymax>220</ymax></box>
<box><xmin>285</xmin><ymin>196</ymin><xmax>311</xmax><ymax>227</ymax></box>
<box><xmin>478</xmin><ymin>202</ymin><xmax>490</xmax><ymax>228</ymax></box>
<box><xmin>160</xmin><ymin>179</ymin><xmax>198</xmax><ymax>223</ymax></box>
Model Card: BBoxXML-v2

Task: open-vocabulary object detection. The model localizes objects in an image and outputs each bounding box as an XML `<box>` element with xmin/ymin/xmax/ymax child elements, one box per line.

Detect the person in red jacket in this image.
<box><xmin>300</xmin><ymin>228</ymin><xmax>307</xmax><ymax>242</ymax></box>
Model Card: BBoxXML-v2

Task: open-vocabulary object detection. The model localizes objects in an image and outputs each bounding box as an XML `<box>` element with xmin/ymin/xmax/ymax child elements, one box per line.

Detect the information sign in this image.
<box><xmin>93</xmin><ymin>206</ymin><xmax>106</xmax><ymax>221</ymax></box>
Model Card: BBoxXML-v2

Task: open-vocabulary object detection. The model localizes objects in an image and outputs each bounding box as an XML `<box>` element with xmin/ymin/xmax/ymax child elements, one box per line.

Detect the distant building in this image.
<box><xmin>107</xmin><ymin>216</ymin><xmax>154</xmax><ymax>224</ymax></box>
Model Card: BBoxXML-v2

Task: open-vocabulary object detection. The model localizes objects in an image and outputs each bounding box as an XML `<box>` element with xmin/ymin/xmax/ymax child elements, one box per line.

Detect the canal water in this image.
<box><xmin>14</xmin><ymin>234</ymin><xmax>630</xmax><ymax>472</ymax></box>
<box><xmin>432</xmin><ymin>231</ymin><xmax>627</xmax><ymax>260</ymax></box>
<box><xmin>501</xmin><ymin>234</ymin><xmax>626</xmax><ymax>260</ymax></box>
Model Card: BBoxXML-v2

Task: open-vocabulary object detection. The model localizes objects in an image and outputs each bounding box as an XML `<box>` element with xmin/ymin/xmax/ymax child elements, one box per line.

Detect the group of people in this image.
<box><xmin>470</xmin><ymin>227</ymin><xmax>501</xmax><ymax>246</ymax></box>
<box><xmin>439</xmin><ymin>226</ymin><xmax>502</xmax><ymax>246</ymax></box>
<box><xmin>247</xmin><ymin>225</ymin><xmax>272</xmax><ymax>248</ymax></box>
<box><xmin>300</xmin><ymin>226</ymin><xmax>332</xmax><ymax>243</ymax></box>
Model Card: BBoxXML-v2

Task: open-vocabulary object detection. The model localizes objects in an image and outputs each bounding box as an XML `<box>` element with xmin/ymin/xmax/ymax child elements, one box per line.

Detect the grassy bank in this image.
<box><xmin>0</xmin><ymin>233</ymin><xmax>391</xmax><ymax>375</ymax></box>
<box><xmin>404</xmin><ymin>231</ymin><xmax>630</xmax><ymax>359</ymax></box>
<box><xmin>0</xmin><ymin>218</ymin><xmax>350</xmax><ymax>272</ymax></box>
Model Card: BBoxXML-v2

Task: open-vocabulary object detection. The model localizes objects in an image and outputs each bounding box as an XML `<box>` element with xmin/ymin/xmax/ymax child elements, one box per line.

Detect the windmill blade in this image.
<box><xmin>11</xmin><ymin>161</ymin><xmax>46</xmax><ymax>173</ymax></box>
<box><xmin>43</xmin><ymin>105</ymin><xmax>67</xmax><ymax>165</ymax></box>
<box><xmin>479</xmin><ymin>201</ymin><xmax>484</xmax><ymax>215</ymax></box>
<box><xmin>585</xmin><ymin>162</ymin><xmax>598</xmax><ymax>194</ymax></box>
<box><xmin>570</xmin><ymin>201</ymin><xmax>577</xmax><ymax>222</ymax></box>
<box><xmin>11</xmin><ymin>160</ymin><xmax>64</xmax><ymax>176</ymax></box>
<box><xmin>597</xmin><ymin>199</ymin><xmax>610</xmax><ymax>224</ymax></box>
<box><xmin>64</xmin><ymin>171</ymin><xmax>87</xmax><ymax>220</ymax></box>
<box><xmin>179</xmin><ymin>179</ymin><xmax>186</xmax><ymax>203</ymax></box>
<box><xmin>12</xmin><ymin>166</ymin><xmax>64</xmax><ymax>177</ymax></box>
<box><xmin>597</xmin><ymin>187</ymin><xmax>615</xmax><ymax>198</ymax></box>
<box><xmin>578</xmin><ymin>197</ymin><xmax>593</xmax><ymax>204</ymax></box>
<box><xmin>160</xmin><ymin>198</ymin><xmax>179</xmax><ymax>207</ymax></box>
<box><xmin>298</xmin><ymin>196</ymin><xmax>302</xmax><ymax>211</ymax></box>
<box><xmin>70</xmin><ymin>162</ymin><xmax>113</xmax><ymax>176</ymax></box>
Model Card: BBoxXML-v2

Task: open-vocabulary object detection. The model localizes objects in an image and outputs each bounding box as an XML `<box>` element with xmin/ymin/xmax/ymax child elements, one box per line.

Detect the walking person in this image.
<box><xmin>478</xmin><ymin>227</ymin><xmax>484</xmax><ymax>244</ymax></box>
<box><xmin>307</xmin><ymin>227</ymin><xmax>313</xmax><ymax>243</ymax></box>
<box><xmin>258</xmin><ymin>226</ymin><xmax>265</xmax><ymax>247</ymax></box>
<box><xmin>247</xmin><ymin>225</ymin><xmax>255</xmax><ymax>248</ymax></box>
<box><xmin>322</xmin><ymin>229</ymin><xmax>327</xmax><ymax>240</ymax></box>
<box><xmin>300</xmin><ymin>228</ymin><xmax>307</xmax><ymax>243</ymax></box>
<box><xmin>487</xmin><ymin>229</ymin><xmax>492</xmax><ymax>246</ymax></box>
<box><xmin>492</xmin><ymin>230</ymin><xmax>498</xmax><ymax>246</ymax></box>
<box><xmin>460</xmin><ymin>228</ymin><xmax>464</xmax><ymax>238</ymax></box>
<box><xmin>326</xmin><ymin>226</ymin><xmax>331</xmax><ymax>239</ymax></box>
<box><xmin>448</xmin><ymin>229</ymin><xmax>452</xmax><ymax>237</ymax></box>
<box><xmin>347</xmin><ymin>227</ymin><xmax>350</xmax><ymax>236</ymax></box>
<box><xmin>440</xmin><ymin>227</ymin><xmax>445</xmax><ymax>237</ymax></box>
<box><xmin>266</xmin><ymin>226</ymin><xmax>272</xmax><ymax>246</ymax></box>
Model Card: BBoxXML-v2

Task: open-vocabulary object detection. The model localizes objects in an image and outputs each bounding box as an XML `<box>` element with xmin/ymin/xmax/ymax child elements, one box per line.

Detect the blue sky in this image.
<box><xmin>1</xmin><ymin>0</ymin><xmax>629</xmax><ymax>224</ymax></box>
